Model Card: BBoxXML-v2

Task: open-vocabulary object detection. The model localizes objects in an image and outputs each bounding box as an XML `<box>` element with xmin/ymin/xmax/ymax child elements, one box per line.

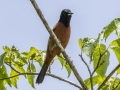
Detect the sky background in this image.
<box><xmin>0</xmin><ymin>0</ymin><xmax>120</xmax><ymax>90</ymax></box>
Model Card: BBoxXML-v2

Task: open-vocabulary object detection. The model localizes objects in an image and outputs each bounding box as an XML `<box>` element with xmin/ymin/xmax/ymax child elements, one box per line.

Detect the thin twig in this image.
<box><xmin>98</xmin><ymin>63</ymin><xmax>120</xmax><ymax>90</ymax></box>
<box><xmin>0</xmin><ymin>74</ymin><xmax>20</xmax><ymax>80</ymax></box>
<box><xmin>112</xmin><ymin>81</ymin><xmax>120</xmax><ymax>90</ymax></box>
<box><xmin>5</xmin><ymin>61</ymin><xmax>82</xmax><ymax>89</ymax></box>
<box><xmin>28</xmin><ymin>59</ymin><xmax>32</xmax><ymax>72</ymax></box>
<box><xmin>0</xmin><ymin>72</ymin><xmax>82</xmax><ymax>89</ymax></box>
<box><xmin>92</xmin><ymin>60</ymin><xmax>105</xmax><ymax>76</ymax></box>
<box><xmin>79</xmin><ymin>53</ymin><xmax>93</xmax><ymax>90</ymax></box>
<box><xmin>91</xmin><ymin>48</ymin><xmax>107</xmax><ymax>76</ymax></box>
<box><xmin>5</xmin><ymin>62</ymin><xmax>20</xmax><ymax>73</ymax></box>
<box><xmin>46</xmin><ymin>73</ymin><xmax>83</xmax><ymax>90</ymax></box>
<box><xmin>30</xmin><ymin>0</ymin><xmax>87</xmax><ymax>89</ymax></box>
<box><xmin>112</xmin><ymin>74</ymin><xmax>118</xmax><ymax>89</ymax></box>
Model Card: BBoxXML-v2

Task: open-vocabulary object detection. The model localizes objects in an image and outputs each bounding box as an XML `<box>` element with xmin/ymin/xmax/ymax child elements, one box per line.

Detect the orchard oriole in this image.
<box><xmin>36</xmin><ymin>9</ymin><xmax>73</xmax><ymax>84</ymax></box>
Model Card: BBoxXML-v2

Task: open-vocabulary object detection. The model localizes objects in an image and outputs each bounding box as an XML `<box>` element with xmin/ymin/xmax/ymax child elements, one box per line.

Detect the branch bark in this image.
<box><xmin>79</xmin><ymin>53</ymin><xmax>93</xmax><ymax>90</ymax></box>
<box><xmin>4</xmin><ymin>62</ymin><xmax>82</xmax><ymax>89</ymax></box>
<box><xmin>0</xmin><ymin>72</ymin><xmax>82</xmax><ymax>89</ymax></box>
<box><xmin>98</xmin><ymin>63</ymin><xmax>120</xmax><ymax>90</ymax></box>
<box><xmin>46</xmin><ymin>73</ymin><xmax>83</xmax><ymax>89</ymax></box>
<box><xmin>91</xmin><ymin>48</ymin><xmax>107</xmax><ymax>76</ymax></box>
<box><xmin>30</xmin><ymin>0</ymin><xmax>88</xmax><ymax>90</ymax></box>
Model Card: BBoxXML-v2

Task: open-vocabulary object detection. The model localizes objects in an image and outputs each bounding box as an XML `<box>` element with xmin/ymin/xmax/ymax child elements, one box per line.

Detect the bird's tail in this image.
<box><xmin>36</xmin><ymin>63</ymin><xmax>49</xmax><ymax>84</ymax></box>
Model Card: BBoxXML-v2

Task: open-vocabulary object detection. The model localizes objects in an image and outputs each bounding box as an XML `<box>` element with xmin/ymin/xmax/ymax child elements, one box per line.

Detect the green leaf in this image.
<box><xmin>10</xmin><ymin>69</ymin><xmax>18</xmax><ymax>88</ymax></box>
<box><xmin>34</xmin><ymin>54</ymin><xmax>42</xmax><ymax>61</ymax></box>
<box><xmin>29</xmin><ymin>47</ymin><xmax>38</xmax><ymax>57</ymax></box>
<box><xmin>21</xmin><ymin>52</ymin><xmax>29</xmax><ymax>57</ymax></box>
<box><xmin>2</xmin><ymin>46</ymin><xmax>10</xmax><ymax>53</ymax></box>
<box><xmin>36</xmin><ymin>51</ymin><xmax>45</xmax><ymax>67</ymax></box>
<box><xmin>84</xmin><ymin>75</ymin><xmax>106</xmax><ymax>89</ymax></box>
<box><xmin>111</xmin><ymin>47</ymin><xmax>120</xmax><ymax>62</ymax></box>
<box><xmin>84</xmin><ymin>75</ymin><xmax>99</xmax><ymax>89</ymax></box>
<box><xmin>57</xmin><ymin>55</ymin><xmax>65</xmax><ymax>68</ymax></box>
<box><xmin>31</xmin><ymin>63</ymin><xmax>36</xmax><ymax>72</ymax></box>
<box><xmin>65</xmin><ymin>64</ymin><xmax>71</xmax><ymax>77</ymax></box>
<box><xmin>0</xmin><ymin>81</ymin><xmax>6</xmax><ymax>90</ymax></box>
<box><xmin>111</xmin><ymin>77</ymin><xmax>120</xmax><ymax>89</ymax></box>
<box><xmin>4</xmin><ymin>55</ymin><xmax>11</xmax><ymax>63</ymax></box>
<box><xmin>78</xmin><ymin>38</ymin><xmax>83</xmax><ymax>49</ymax></box>
<box><xmin>37</xmin><ymin>58</ymin><xmax>43</xmax><ymax>67</ymax></box>
<box><xmin>11</xmin><ymin>45</ymin><xmax>18</xmax><ymax>52</ymax></box>
<box><xmin>109</xmin><ymin>39</ymin><xmax>120</xmax><ymax>47</ymax></box>
<box><xmin>101</xmin><ymin>84</ymin><xmax>109</xmax><ymax>90</ymax></box>
<box><xmin>5</xmin><ymin>78</ymin><xmax>11</xmax><ymax>88</ymax></box>
<box><xmin>11</xmin><ymin>79</ymin><xmax>17</xmax><ymax>88</ymax></box>
<box><xmin>97</xmin><ymin>75</ymin><xmax>106</xmax><ymax>85</ymax></box>
<box><xmin>115</xmin><ymin>18</ymin><xmax>120</xmax><ymax>38</ymax></box>
<box><xmin>57</xmin><ymin>55</ymin><xmax>71</xmax><ymax>77</ymax></box>
<box><xmin>19</xmin><ymin>56</ymin><xmax>28</xmax><ymax>65</ymax></box>
<box><xmin>93</xmin><ymin>44</ymin><xmax>110</xmax><ymax>77</ymax></box>
<box><xmin>10</xmin><ymin>69</ymin><xmax>19</xmax><ymax>80</ymax></box>
<box><xmin>98</xmin><ymin>51</ymin><xmax>110</xmax><ymax>76</ymax></box>
<box><xmin>14</xmin><ymin>65</ymin><xmax>26</xmax><ymax>78</ymax></box>
<box><xmin>101</xmin><ymin>18</ymin><xmax>120</xmax><ymax>41</ymax></box>
<box><xmin>13</xmin><ymin>61</ymin><xmax>24</xmax><ymax>67</ymax></box>
<box><xmin>15</xmin><ymin>50</ymin><xmax>21</xmax><ymax>58</ymax></box>
<box><xmin>3</xmin><ymin>66</ymin><xmax>11</xmax><ymax>87</ymax></box>
<box><xmin>14</xmin><ymin>65</ymin><xmax>25</xmax><ymax>73</ymax></box>
<box><xmin>27</xmin><ymin>64</ymin><xmax>35</xmax><ymax>88</ymax></box>
<box><xmin>0</xmin><ymin>65</ymin><xmax>11</xmax><ymax>87</ymax></box>
<box><xmin>0</xmin><ymin>53</ymin><xmax>6</xmax><ymax>67</ymax></box>
<box><xmin>27</xmin><ymin>75</ymin><xmax>35</xmax><ymax>88</ymax></box>
<box><xmin>15</xmin><ymin>51</ymin><xmax>28</xmax><ymax>65</ymax></box>
<box><xmin>81</xmin><ymin>37</ymin><xmax>99</xmax><ymax>60</ymax></box>
<box><xmin>117</xmin><ymin>68</ymin><xmax>120</xmax><ymax>75</ymax></box>
<box><xmin>116</xmin><ymin>84</ymin><xmax>120</xmax><ymax>90</ymax></box>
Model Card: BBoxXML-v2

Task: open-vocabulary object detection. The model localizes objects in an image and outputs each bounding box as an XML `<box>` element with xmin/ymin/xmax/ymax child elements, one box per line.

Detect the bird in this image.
<box><xmin>36</xmin><ymin>9</ymin><xmax>73</xmax><ymax>84</ymax></box>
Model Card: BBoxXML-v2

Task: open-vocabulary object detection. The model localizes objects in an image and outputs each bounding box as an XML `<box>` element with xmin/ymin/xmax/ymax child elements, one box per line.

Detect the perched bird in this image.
<box><xmin>36</xmin><ymin>9</ymin><xmax>73</xmax><ymax>84</ymax></box>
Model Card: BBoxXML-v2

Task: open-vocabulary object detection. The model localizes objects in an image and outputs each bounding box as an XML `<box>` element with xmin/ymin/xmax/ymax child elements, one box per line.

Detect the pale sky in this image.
<box><xmin>0</xmin><ymin>0</ymin><xmax>120</xmax><ymax>90</ymax></box>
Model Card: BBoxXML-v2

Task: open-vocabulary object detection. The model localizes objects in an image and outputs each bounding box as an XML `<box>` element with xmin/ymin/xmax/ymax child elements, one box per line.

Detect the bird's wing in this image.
<box><xmin>47</xmin><ymin>26</ymin><xmax>57</xmax><ymax>52</ymax></box>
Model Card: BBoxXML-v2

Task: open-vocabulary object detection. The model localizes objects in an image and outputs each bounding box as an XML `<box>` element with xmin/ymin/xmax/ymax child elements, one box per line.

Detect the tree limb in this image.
<box><xmin>46</xmin><ymin>73</ymin><xmax>83</xmax><ymax>90</ymax></box>
<box><xmin>30</xmin><ymin>0</ymin><xmax>88</xmax><ymax>89</ymax></box>
<box><xmin>98</xmin><ymin>63</ymin><xmax>120</xmax><ymax>90</ymax></box>
<box><xmin>5</xmin><ymin>60</ymin><xmax>82</xmax><ymax>89</ymax></box>
<box><xmin>79</xmin><ymin>53</ymin><xmax>93</xmax><ymax>90</ymax></box>
<box><xmin>91</xmin><ymin>48</ymin><xmax>106</xmax><ymax>76</ymax></box>
<box><xmin>5</xmin><ymin>62</ymin><xmax>20</xmax><ymax>74</ymax></box>
<box><xmin>112</xmin><ymin>81</ymin><xmax>120</xmax><ymax>90</ymax></box>
<box><xmin>0</xmin><ymin>72</ymin><xmax>82</xmax><ymax>89</ymax></box>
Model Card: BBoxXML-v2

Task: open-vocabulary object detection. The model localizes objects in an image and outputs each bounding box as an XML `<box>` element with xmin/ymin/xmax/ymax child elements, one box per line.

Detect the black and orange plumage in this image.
<box><xmin>36</xmin><ymin>9</ymin><xmax>73</xmax><ymax>84</ymax></box>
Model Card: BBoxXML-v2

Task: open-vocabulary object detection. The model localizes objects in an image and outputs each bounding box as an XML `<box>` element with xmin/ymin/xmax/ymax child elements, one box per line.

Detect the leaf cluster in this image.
<box><xmin>78</xmin><ymin>18</ymin><xmax>120</xmax><ymax>90</ymax></box>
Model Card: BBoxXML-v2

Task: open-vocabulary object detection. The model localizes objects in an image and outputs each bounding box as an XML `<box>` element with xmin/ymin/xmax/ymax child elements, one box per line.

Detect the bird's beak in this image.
<box><xmin>67</xmin><ymin>12</ymin><xmax>73</xmax><ymax>16</ymax></box>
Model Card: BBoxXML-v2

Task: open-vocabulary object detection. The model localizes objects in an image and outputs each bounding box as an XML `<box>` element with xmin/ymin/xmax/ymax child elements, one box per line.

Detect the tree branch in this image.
<box><xmin>30</xmin><ymin>0</ymin><xmax>88</xmax><ymax>89</ymax></box>
<box><xmin>98</xmin><ymin>63</ymin><xmax>120</xmax><ymax>90</ymax></box>
<box><xmin>0</xmin><ymin>72</ymin><xmax>82</xmax><ymax>89</ymax></box>
<box><xmin>91</xmin><ymin>48</ymin><xmax>107</xmax><ymax>76</ymax></box>
<box><xmin>46</xmin><ymin>73</ymin><xmax>83</xmax><ymax>89</ymax></box>
<box><xmin>91</xmin><ymin>60</ymin><xmax>105</xmax><ymax>76</ymax></box>
<box><xmin>5</xmin><ymin>62</ymin><xmax>20</xmax><ymax>74</ymax></box>
<box><xmin>79</xmin><ymin>53</ymin><xmax>93</xmax><ymax>90</ymax></box>
<box><xmin>5</xmin><ymin>60</ymin><xmax>82</xmax><ymax>89</ymax></box>
<box><xmin>112</xmin><ymin>74</ymin><xmax>118</xmax><ymax>89</ymax></box>
<box><xmin>112</xmin><ymin>81</ymin><xmax>120</xmax><ymax>90</ymax></box>
<box><xmin>0</xmin><ymin>74</ymin><xmax>20</xmax><ymax>80</ymax></box>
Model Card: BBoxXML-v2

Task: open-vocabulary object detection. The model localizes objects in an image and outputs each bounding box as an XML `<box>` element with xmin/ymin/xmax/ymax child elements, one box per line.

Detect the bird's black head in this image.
<box><xmin>59</xmin><ymin>9</ymin><xmax>73</xmax><ymax>27</ymax></box>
